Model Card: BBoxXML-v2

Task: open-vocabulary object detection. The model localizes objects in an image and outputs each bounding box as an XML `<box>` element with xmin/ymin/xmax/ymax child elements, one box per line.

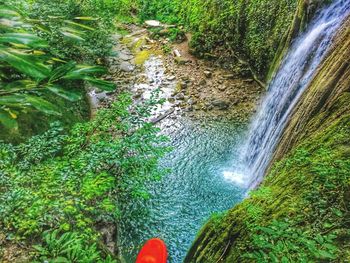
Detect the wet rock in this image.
<box><xmin>187</xmin><ymin>98</ymin><xmax>195</xmax><ymax>105</ymax></box>
<box><xmin>223</xmin><ymin>74</ymin><xmax>235</xmax><ymax>79</ymax></box>
<box><xmin>218</xmin><ymin>85</ymin><xmax>227</xmax><ymax>92</ymax></box>
<box><xmin>120</xmin><ymin>61</ymin><xmax>135</xmax><ymax>72</ymax></box>
<box><xmin>180</xmin><ymin>81</ymin><xmax>187</xmax><ymax>89</ymax></box>
<box><xmin>204</xmin><ymin>70</ymin><xmax>212</xmax><ymax>78</ymax></box>
<box><xmin>212</xmin><ymin>99</ymin><xmax>230</xmax><ymax>110</ymax></box>
<box><xmin>175</xmin><ymin>93</ymin><xmax>185</xmax><ymax>100</ymax></box>
<box><xmin>199</xmin><ymin>79</ymin><xmax>207</xmax><ymax>86</ymax></box>
<box><xmin>175</xmin><ymin>57</ymin><xmax>190</xmax><ymax>65</ymax></box>
<box><xmin>118</xmin><ymin>52</ymin><xmax>133</xmax><ymax>61</ymax></box>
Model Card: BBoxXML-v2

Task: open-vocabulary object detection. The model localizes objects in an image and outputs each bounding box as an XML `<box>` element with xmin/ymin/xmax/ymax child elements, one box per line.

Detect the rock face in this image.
<box><xmin>185</xmin><ymin>15</ymin><xmax>350</xmax><ymax>263</ymax></box>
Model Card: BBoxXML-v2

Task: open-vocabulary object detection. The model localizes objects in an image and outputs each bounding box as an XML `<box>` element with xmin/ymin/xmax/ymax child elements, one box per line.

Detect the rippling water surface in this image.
<box><xmin>119</xmin><ymin>118</ymin><xmax>246</xmax><ymax>262</ymax></box>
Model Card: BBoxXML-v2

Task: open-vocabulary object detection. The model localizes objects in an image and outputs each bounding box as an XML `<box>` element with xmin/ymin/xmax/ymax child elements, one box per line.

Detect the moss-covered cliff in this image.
<box><xmin>185</xmin><ymin>15</ymin><xmax>350</xmax><ymax>263</ymax></box>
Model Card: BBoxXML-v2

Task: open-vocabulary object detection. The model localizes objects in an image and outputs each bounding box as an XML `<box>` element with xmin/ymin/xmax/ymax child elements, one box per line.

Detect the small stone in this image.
<box><xmin>180</xmin><ymin>82</ymin><xmax>187</xmax><ymax>89</ymax></box>
<box><xmin>199</xmin><ymin>79</ymin><xmax>207</xmax><ymax>86</ymax></box>
<box><xmin>175</xmin><ymin>93</ymin><xmax>185</xmax><ymax>100</ymax></box>
<box><xmin>145</xmin><ymin>20</ymin><xmax>161</xmax><ymax>27</ymax></box>
<box><xmin>187</xmin><ymin>98</ymin><xmax>195</xmax><ymax>105</ymax></box>
<box><xmin>223</xmin><ymin>74</ymin><xmax>235</xmax><ymax>79</ymax></box>
<box><xmin>218</xmin><ymin>86</ymin><xmax>227</xmax><ymax>92</ymax></box>
<box><xmin>243</xmin><ymin>78</ymin><xmax>255</xmax><ymax>84</ymax></box>
<box><xmin>118</xmin><ymin>52</ymin><xmax>133</xmax><ymax>61</ymax></box>
<box><xmin>212</xmin><ymin>99</ymin><xmax>230</xmax><ymax>110</ymax></box>
<box><xmin>204</xmin><ymin>70</ymin><xmax>212</xmax><ymax>78</ymax></box>
<box><xmin>185</xmin><ymin>106</ymin><xmax>193</xmax><ymax>112</ymax></box>
<box><xmin>120</xmin><ymin>61</ymin><xmax>135</xmax><ymax>72</ymax></box>
<box><xmin>175</xmin><ymin>57</ymin><xmax>190</xmax><ymax>65</ymax></box>
<box><xmin>231</xmin><ymin>98</ymin><xmax>240</xmax><ymax>105</ymax></box>
<box><xmin>167</xmin><ymin>76</ymin><xmax>176</xmax><ymax>81</ymax></box>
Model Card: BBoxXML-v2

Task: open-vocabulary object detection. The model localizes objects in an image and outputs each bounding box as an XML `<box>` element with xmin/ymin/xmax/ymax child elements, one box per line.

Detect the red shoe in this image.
<box><xmin>136</xmin><ymin>238</ymin><xmax>168</xmax><ymax>263</ymax></box>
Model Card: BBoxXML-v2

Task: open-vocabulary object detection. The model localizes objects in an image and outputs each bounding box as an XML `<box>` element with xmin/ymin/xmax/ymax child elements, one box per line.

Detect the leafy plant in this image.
<box><xmin>244</xmin><ymin>220</ymin><xmax>338</xmax><ymax>262</ymax></box>
<box><xmin>0</xmin><ymin>4</ymin><xmax>115</xmax><ymax>130</ymax></box>
<box><xmin>33</xmin><ymin>230</ymin><xmax>115</xmax><ymax>263</ymax></box>
<box><xmin>0</xmin><ymin>91</ymin><xmax>169</xmax><ymax>261</ymax></box>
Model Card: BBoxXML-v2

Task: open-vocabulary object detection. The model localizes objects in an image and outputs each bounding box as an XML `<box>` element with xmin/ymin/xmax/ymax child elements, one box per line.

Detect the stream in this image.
<box><xmin>115</xmin><ymin>54</ymin><xmax>246</xmax><ymax>263</ymax></box>
<box><xmin>119</xmin><ymin>118</ymin><xmax>246</xmax><ymax>262</ymax></box>
<box><xmin>117</xmin><ymin>1</ymin><xmax>350</xmax><ymax>261</ymax></box>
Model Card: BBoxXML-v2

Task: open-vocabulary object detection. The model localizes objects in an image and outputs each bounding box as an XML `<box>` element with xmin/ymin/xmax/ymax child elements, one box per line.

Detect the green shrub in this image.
<box><xmin>0</xmin><ymin>92</ymin><xmax>170</xmax><ymax>261</ymax></box>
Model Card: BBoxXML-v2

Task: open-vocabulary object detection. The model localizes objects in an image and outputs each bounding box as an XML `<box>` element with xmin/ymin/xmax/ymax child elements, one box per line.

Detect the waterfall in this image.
<box><xmin>225</xmin><ymin>0</ymin><xmax>350</xmax><ymax>189</ymax></box>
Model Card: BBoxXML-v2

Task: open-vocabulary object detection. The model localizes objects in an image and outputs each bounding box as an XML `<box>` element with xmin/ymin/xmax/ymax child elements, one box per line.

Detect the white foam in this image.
<box><xmin>223</xmin><ymin>171</ymin><xmax>246</xmax><ymax>186</ymax></box>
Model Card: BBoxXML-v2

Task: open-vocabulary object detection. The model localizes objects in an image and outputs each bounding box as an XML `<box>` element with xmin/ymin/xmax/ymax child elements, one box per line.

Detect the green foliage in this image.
<box><xmin>0</xmin><ymin>4</ymin><xmax>115</xmax><ymax>132</ymax></box>
<box><xmin>136</xmin><ymin>0</ymin><xmax>298</xmax><ymax>77</ymax></box>
<box><xmin>187</xmin><ymin>116</ymin><xmax>350</xmax><ymax>262</ymax></box>
<box><xmin>137</xmin><ymin>0</ymin><xmax>180</xmax><ymax>24</ymax></box>
<box><xmin>23</xmin><ymin>0</ymin><xmax>116</xmax><ymax>61</ymax></box>
<box><xmin>0</xmin><ymin>92</ymin><xmax>170</xmax><ymax>261</ymax></box>
<box><xmin>244</xmin><ymin>220</ymin><xmax>338</xmax><ymax>262</ymax></box>
<box><xmin>33</xmin><ymin>230</ymin><xmax>115</xmax><ymax>263</ymax></box>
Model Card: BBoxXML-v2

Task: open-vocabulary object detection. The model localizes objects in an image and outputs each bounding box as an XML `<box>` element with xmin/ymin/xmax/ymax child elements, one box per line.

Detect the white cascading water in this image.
<box><xmin>224</xmin><ymin>0</ymin><xmax>350</xmax><ymax>189</ymax></box>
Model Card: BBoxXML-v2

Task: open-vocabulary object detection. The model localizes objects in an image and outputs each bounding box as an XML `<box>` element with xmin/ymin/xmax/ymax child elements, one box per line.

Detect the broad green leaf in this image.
<box><xmin>0</xmin><ymin>108</ymin><xmax>18</xmax><ymax>129</ymax></box>
<box><xmin>74</xmin><ymin>16</ymin><xmax>98</xmax><ymax>21</ymax></box>
<box><xmin>5</xmin><ymin>79</ymin><xmax>37</xmax><ymax>91</ymax></box>
<box><xmin>0</xmin><ymin>94</ymin><xmax>27</xmax><ymax>107</ymax></box>
<box><xmin>0</xmin><ymin>33</ymin><xmax>48</xmax><ymax>48</ymax></box>
<box><xmin>0</xmin><ymin>6</ymin><xmax>20</xmax><ymax>18</ymax></box>
<box><xmin>0</xmin><ymin>49</ymin><xmax>50</xmax><ymax>79</ymax></box>
<box><xmin>318</xmin><ymin>250</ymin><xmax>336</xmax><ymax>259</ymax></box>
<box><xmin>84</xmin><ymin>77</ymin><xmax>115</xmax><ymax>91</ymax></box>
<box><xmin>26</xmin><ymin>95</ymin><xmax>61</xmax><ymax>115</ymax></box>
<box><xmin>63</xmin><ymin>65</ymin><xmax>106</xmax><ymax>79</ymax></box>
<box><xmin>49</xmin><ymin>61</ymin><xmax>76</xmax><ymax>82</ymax></box>
<box><xmin>61</xmin><ymin>31</ymin><xmax>85</xmax><ymax>42</ymax></box>
<box><xmin>64</xmin><ymin>20</ymin><xmax>94</xmax><ymax>31</ymax></box>
<box><xmin>47</xmin><ymin>85</ymin><xmax>81</xmax><ymax>102</ymax></box>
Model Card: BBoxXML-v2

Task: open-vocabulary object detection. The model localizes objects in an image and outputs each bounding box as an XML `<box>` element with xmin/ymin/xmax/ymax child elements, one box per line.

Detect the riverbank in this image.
<box><xmin>91</xmin><ymin>23</ymin><xmax>263</xmax><ymax>125</ymax></box>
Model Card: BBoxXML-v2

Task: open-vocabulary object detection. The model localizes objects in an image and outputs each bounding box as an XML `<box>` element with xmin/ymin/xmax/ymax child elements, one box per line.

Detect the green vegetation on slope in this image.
<box><xmin>186</xmin><ymin>115</ymin><xmax>350</xmax><ymax>262</ymax></box>
<box><xmin>185</xmin><ymin>16</ymin><xmax>350</xmax><ymax>263</ymax></box>
<box><xmin>0</xmin><ymin>93</ymin><xmax>170</xmax><ymax>262</ymax></box>
<box><xmin>137</xmin><ymin>0</ymin><xmax>297</xmax><ymax>78</ymax></box>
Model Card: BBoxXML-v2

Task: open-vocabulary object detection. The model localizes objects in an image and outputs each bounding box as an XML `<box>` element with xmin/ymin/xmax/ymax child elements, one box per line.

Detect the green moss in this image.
<box><xmin>185</xmin><ymin>18</ymin><xmax>350</xmax><ymax>261</ymax></box>
<box><xmin>186</xmin><ymin>115</ymin><xmax>350</xmax><ymax>262</ymax></box>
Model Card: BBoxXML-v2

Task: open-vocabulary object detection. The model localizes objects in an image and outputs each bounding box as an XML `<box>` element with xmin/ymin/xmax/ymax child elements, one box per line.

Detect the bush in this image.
<box><xmin>0</xmin><ymin>92</ymin><xmax>170</xmax><ymax>261</ymax></box>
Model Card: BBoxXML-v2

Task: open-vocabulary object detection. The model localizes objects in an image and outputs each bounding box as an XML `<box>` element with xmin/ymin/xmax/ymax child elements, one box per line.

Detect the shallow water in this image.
<box><xmin>119</xmin><ymin>118</ymin><xmax>246</xmax><ymax>262</ymax></box>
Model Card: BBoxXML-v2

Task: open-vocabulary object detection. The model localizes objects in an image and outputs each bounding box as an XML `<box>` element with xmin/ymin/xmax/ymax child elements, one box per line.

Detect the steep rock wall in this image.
<box><xmin>185</xmin><ymin>15</ymin><xmax>350</xmax><ymax>263</ymax></box>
